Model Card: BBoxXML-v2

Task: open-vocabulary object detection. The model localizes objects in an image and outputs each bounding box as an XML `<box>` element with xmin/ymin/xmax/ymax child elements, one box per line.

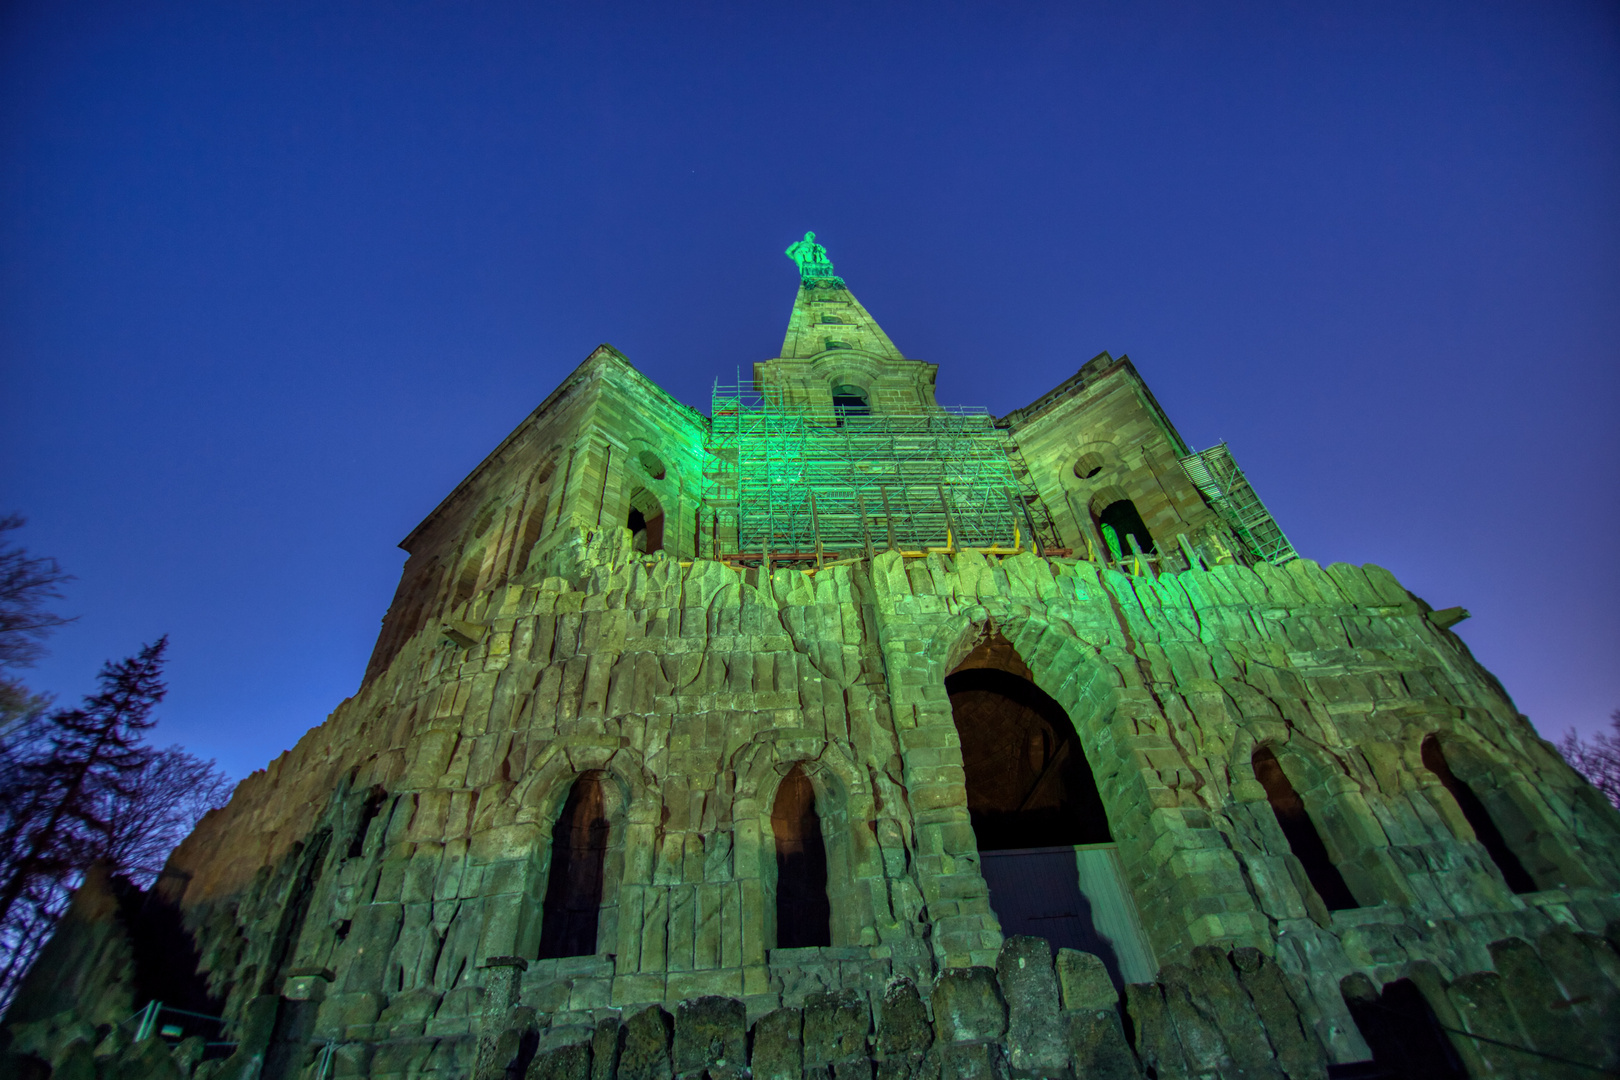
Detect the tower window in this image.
<box><xmin>1422</xmin><ymin>736</ymin><xmax>1538</xmax><ymax>893</ymax></box>
<box><xmin>772</xmin><ymin>766</ymin><xmax>831</xmax><ymax>948</ymax></box>
<box><xmin>1073</xmin><ymin>453</ymin><xmax>1105</xmax><ymax>480</ymax></box>
<box><xmin>830</xmin><ymin>384</ymin><xmax>870</xmax><ymax>424</ymax></box>
<box><xmin>1252</xmin><ymin>747</ymin><xmax>1359</xmax><ymax>910</ymax></box>
<box><xmin>637</xmin><ymin>451</ymin><xmax>667</xmax><ymax>480</ymax></box>
<box><xmin>538</xmin><ymin>773</ymin><xmax>610</xmax><ymax>959</ymax></box>
<box><xmin>626</xmin><ymin>486</ymin><xmax>665</xmax><ymax>554</ymax></box>
<box><xmin>1096</xmin><ymin>499</ymin><xmax>1155</xmax><ymax>557</ymax></box>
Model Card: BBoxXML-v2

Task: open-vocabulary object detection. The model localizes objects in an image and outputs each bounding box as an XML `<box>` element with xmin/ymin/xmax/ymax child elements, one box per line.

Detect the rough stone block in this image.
<box><xmin>1231</xmin><ymin>947</ymin><xmax>1326</xmax><ymax>1080</ymax></box>
<box><xmin>876</xmin><ymin>977</ymin><xmax>933</xmax><ymax>1058</ymax></box>
<box><xmin>527</xmin><ymin>1042</ymin><xmax>591</xmax><ymax>1080</ymax></box>
<box><xmin>932</xmin><ymin>968</ymin><xmax>1006</xmax><ymax>1045</ymax></box>
<box><xmin>1123</xmin><ymin>983</ymin><xmax>1189</xmax><ymax>1080</ymax></box>
<box><xmin>1186</xmin><ymin>946</ymin><xmax>1280</xmax><ymax>1078</ymax></box>
<box><xmin>672</xmin><ymin>995</ymin><xmax>747</xmax><ymax>1076</ymax></box>
<box><xmin>591</xmin><ymin>1016</ymin><xmax>622</xmax><ymax>1080</ymax></box>
<box><xmin>748</xmin><ymin>1007</ymin><xmax>803</xmax><ymax>1080</ymax></box>
<box><xmin>1065</xmin><ymin>1010</ymin><xmax>1140</xmax><ymax>1080</ymax></box>
<box><xmin>939</xmin><ymin>1042</ymin><xmax>1008</xmax><ymax>1080</ymax></box>
<box><xmin>804</xmin><ymin>988</ymin><xmax>871</xmax><ymax>1068</ymax></box>
<box><xmin>1056</xmin><ymin>949</ymin><xmax>1116</xmax><ymax>1012</ymax></box>
<box><xmin>994</xmin><ymin>937</ymin><xmax>1066</xmax><ymax>1078</ymax></box>
<box><xmin>617</xmin><ymin>1005</ymin><xmax>674</xmax><ymax>1080</ymax></box>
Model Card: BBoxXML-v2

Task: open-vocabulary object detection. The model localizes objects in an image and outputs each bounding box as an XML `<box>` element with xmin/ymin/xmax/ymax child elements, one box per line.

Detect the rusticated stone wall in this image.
<box><xmin>9</xmin><ymin>517</ymin><xmax>1618</xmax><ymax>1078</ymax></box>
<box><xmin>12</xmin><ymin>922</ymin><xmax>1620</xmax><ymax>1078</ymax></box>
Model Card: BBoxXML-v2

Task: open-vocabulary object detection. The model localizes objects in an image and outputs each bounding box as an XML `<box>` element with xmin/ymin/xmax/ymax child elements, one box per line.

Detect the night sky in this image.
<box><xmin>2</xmin><ymin>2</ymin><xmax>1616</xmax><ymax>781</ymax></box>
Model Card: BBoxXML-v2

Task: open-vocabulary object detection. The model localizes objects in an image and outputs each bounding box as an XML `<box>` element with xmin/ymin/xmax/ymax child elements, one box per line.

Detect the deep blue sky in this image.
<box><xmin>2</xmin><ymin>2</ymin><xmax>1616</xmax><ymax>780</ymax></box>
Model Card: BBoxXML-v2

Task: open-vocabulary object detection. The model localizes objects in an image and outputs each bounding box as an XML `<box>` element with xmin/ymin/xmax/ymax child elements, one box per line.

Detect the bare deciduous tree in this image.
<box><xmin>1559</xmin><ymin>709</ymin><xmax>1620</xmax><ymax>809</ymax></box>
<box><xmin>0</xmin><ymin>514</ymin><xmax>72</xmax><ymax>734</ymax></box>
<box><xmin>96</xmin><ymin>744</ymin><xmax>233</xmax><ymax>887</ymax></box>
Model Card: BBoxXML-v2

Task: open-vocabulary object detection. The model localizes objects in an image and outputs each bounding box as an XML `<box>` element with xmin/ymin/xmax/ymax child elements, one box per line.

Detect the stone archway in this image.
<box><xmin>942</xmin><ymin>622</ymin><xmax>1153</xmax><ymax>986</ymax></box>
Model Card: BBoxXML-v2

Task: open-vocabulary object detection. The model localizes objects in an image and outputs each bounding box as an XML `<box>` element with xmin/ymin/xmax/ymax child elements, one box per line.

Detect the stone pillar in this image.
<box><xmin>473</xmin><ymin>955</ymin><xmax>529</xmax><ymax>1080</ymax></box>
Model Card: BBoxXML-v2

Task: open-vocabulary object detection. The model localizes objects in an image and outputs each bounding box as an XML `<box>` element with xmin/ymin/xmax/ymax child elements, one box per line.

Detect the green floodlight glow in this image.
<box><xmin>1101</xmin><ymin>523</ymin><xmax>1124</xmax><ymax>561</ymax></box>
<box><xmin>785</xmin><ymin>231</ymin><xmax>844</xmax><ymax>286</ymax></box>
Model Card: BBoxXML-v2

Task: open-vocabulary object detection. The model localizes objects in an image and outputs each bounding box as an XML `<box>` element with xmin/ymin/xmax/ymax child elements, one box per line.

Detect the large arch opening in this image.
<box><xmin>1252</xmin><ymin>747</ymin><xmax>1359</xmax><ymax>910</ymax></box>
<box><xmin>625</xmin><ymin>486</ymin><xmax>666</xmax><ymax>555</ymax></box>
<box><xmin>538</xmin><ymin>772</ymin><xmax>610</xmax><ymax>959</ymax></box>
<box><xmin>947</xmin><ymin>666</ymin><xmax>1111</xmax><ymax>850</ymax></box>
<box><xmin>947</xmin><ymin>629</ymin><xmax>1153</xmax><ymax>986</ymax></box>
<box><xmin>771</xmin><ymin>765</ymin><xmax>832</xmax><ymax>948</ymax></box>
<box><xmin>1422</xmin><ymin>736</ymin><xmax>1539</xmax><ymax>893</ymax></box>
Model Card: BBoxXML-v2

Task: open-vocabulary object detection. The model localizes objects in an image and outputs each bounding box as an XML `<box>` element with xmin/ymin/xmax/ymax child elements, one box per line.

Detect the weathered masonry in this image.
<box><xmin>9</xmin><ymin>236</ymin><xmax>1620</xmax><ymax>1079</ymax></box>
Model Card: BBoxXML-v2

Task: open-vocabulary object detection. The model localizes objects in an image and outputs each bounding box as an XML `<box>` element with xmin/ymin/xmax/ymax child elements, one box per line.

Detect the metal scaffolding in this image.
<box><xmin>1177</xmin><ymin>443</ymin><xmax>1298</xmax><ymax>565</ymax></box>
<box><xmin>702</xmin><ymin>380</ymin><xmax>1058</xmax><ymax>562</ymax></box>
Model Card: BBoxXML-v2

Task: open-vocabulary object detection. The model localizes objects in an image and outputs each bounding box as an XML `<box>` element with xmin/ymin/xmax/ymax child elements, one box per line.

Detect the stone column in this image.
<box><xmin>473</xmin><ymin>955</ymin><xmax>529</xmax><ymax>1080</ymax></box>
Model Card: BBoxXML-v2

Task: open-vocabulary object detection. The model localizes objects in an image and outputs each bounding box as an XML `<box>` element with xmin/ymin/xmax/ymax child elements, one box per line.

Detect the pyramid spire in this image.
<box><xmin>778</xmin><ymin>232</ymin><xmax>903</xmax><ymax>361</ymax></box>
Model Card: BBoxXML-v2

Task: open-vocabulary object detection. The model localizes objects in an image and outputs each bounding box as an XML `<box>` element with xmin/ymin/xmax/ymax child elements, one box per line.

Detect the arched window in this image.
<box><xmin>831</xmin><ymin>384</ymin><xmax>870</xmax><ymax>424</ymax></box>
<box><xmin>771</xmin><ymin>765</ymin><xmax>831</xmax><ymax>948</ymax></box>
<box><xmin>626</xmin><ymin>486</ymin><xmax>665</xmax><ymax>555</ymax></box>
<box><xmin>538</xmin><ymin>772</ymin><xmax>610</xmax><ymax>959</ymax></box>
<box><xmin>451</xmin><ymin>548</ymin><xmax>484</xmax><ymax>609</ymax></box>
<box><xmin>1252</xmin><ymin>748</ymin><xmax>1359</xmax><ymax>910</ymax></box>
<box><xmin>1095</xmin><ymin>499</ymin><xmax>1155</xmax><ymax>559</ymax></box>
<box><xmin>1421</xmin><ymin>736</ymin><xmax>1538</xmax><ymax>893</ymax></box>
<box><xmin>1341</xmin><ymin>975</ymin><xmax>1467</xmax><ymax>1079</ymax></box>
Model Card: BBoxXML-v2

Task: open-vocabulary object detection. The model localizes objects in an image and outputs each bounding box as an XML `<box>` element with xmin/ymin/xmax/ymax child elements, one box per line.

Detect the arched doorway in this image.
<box><xmin>947</xmin><ymin>630</ymin><xmax>1155</xmax><ymax>986</ymax></box>
<box><xmin>538</xmin><ymin>772</ymin><xmax>610</xmax><ymax>959</ymax></box>
<box><xmin>771</xmin><ymin>765</ymin><xmax>832</xmax><ymax>948</ymax></box>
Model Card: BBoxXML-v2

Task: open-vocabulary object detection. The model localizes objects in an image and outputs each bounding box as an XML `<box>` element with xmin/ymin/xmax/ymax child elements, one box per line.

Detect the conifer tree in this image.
<box><xmin>0</xmin><ymin>638</ymin><xmax>168</xmax><ymax>929</ymax></box>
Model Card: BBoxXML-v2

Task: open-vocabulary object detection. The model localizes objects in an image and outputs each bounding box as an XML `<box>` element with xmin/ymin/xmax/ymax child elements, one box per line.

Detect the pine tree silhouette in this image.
<box><xmin>0</xmin><ymin>637</ymin><xmax>168</xmax><ymax>929</ymax></box>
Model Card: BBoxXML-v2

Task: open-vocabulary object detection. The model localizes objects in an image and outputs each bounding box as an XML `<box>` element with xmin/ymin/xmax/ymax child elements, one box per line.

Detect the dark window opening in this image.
<box><xmin>773</xmin><ymin>766</ymin><xmax>832</xmax><ymax>948</ymax></box>
<box><xmin>947</xmin><ymin>667</ymin><xmax>1112</xmax><ymax>850</ymax></box>
<box><xmin>451</xmin><ymin>549</ymin><xmax>484</xmax><ymax>609</ymax></box>
<box><xmin>831</xmin><ymin>384</ymin><xmax>870</xmax><ymax>426</ymax></box>
<box><xmin>1096</xmin><ymin>499</ymin><xmax>1155</xmax><ymax>558</ymax></box>
<box><xmin>1073</xmin><ymin>453</ymin><xmax>1105</xmax><ymax>480</ymax></box>
<box><xmin>637</xmin><ymin>451</ymin><xmax>667</xmax><ymax>480</ymax></box>
<box><xmin>626</xmin><ymin>488</ymin><xmax>665</xmax><ymax>554</ymax></box>
<box><xmin>1253</xmin><ymin>748</ymin><xmax>1359</xmax><ymax>910</ymax></box>
<box><xmin>347</xmin><ymin>786</ymin><xmax>387</xmax><ymax>859</ymax></box>
<box><xmin>1421</xmin><ymin>736</ymin><xmax>1538</xmax><ymax>893</ymax></box>
<box><xmin>516</xmin><ymin>509</ymin><xmax>546</xmax><ymax>575</ymax></box>
<box><xmin>1341</xmin><ymin>975</ymin><xmax>1467</xmax><ymax>1080</ymax></box>
<box><xmin>538</xmin><ymin>772</ymin><xmax>610</xmax><ymax>959</ymax></box>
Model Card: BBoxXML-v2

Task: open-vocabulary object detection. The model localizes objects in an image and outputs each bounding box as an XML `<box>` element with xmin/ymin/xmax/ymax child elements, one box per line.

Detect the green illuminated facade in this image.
<box><xmin>10</xmin><ymin>239</ymin><xmax>1620</xmax><ymax>1080</ymax></box>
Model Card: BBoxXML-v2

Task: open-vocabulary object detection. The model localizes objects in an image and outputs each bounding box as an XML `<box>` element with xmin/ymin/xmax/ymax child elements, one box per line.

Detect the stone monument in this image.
<box><xmin>8</xmin><ymin>236</ymin><xmax>1620</xmax><ymax>1079</ymax></box>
